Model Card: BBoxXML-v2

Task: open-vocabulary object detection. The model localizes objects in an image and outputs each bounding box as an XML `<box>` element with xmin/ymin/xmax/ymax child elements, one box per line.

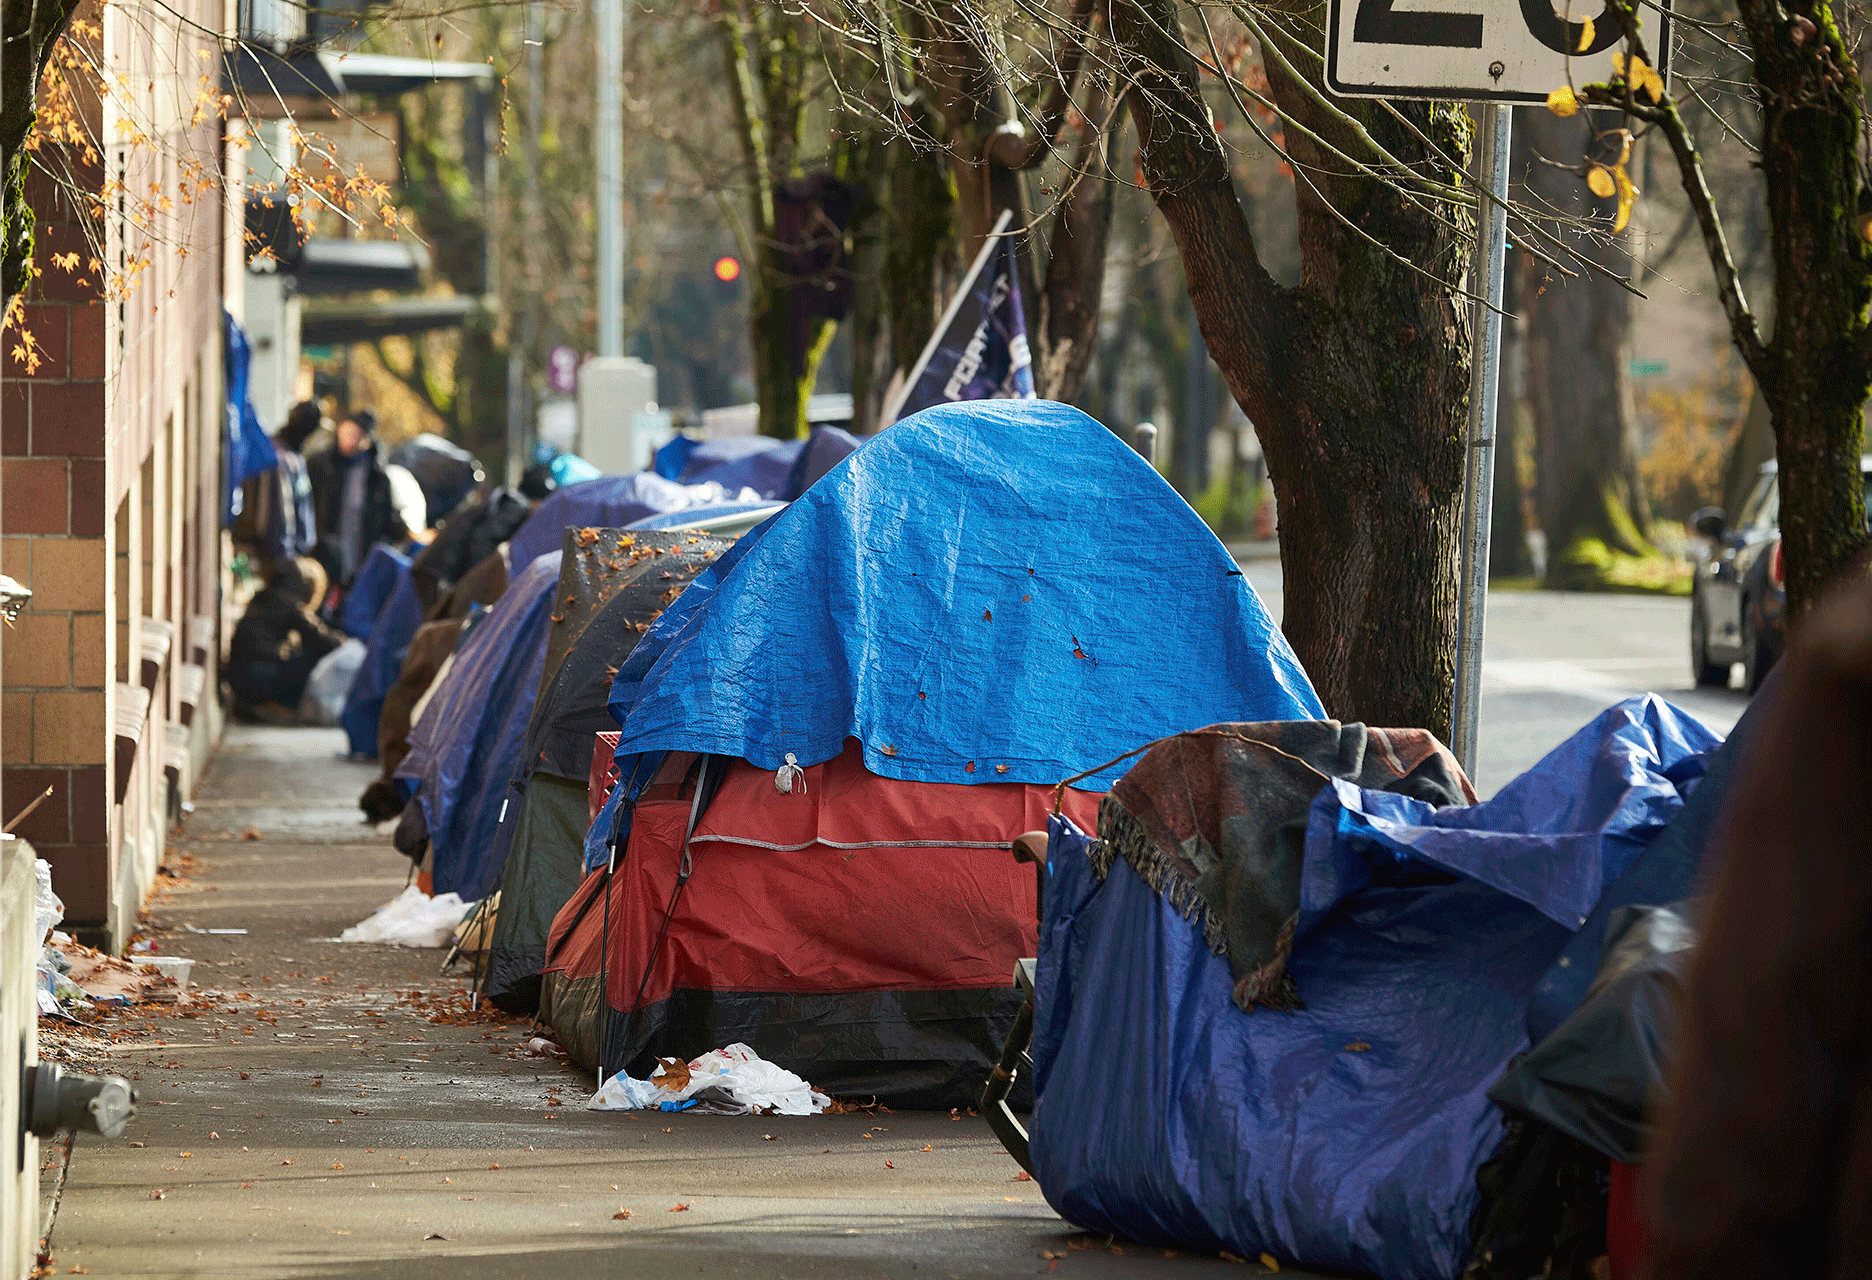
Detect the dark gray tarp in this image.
<box><xmin>482</xmin><ymin>527</ymin><xmax>730</xmax><ymax>1012</ymax></box>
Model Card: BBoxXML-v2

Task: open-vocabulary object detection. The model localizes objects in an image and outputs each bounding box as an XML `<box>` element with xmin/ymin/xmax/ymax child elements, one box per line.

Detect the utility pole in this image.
<box><xmin>596</xmin><ymin>0</ymin><xmax>624</xmax><ymax>358</ymax></box>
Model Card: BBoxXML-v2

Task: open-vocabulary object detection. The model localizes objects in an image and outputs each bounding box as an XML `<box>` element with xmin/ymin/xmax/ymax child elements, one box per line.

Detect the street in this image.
<box><xmin>1240</xmin><ymin>563</ymin><xmax>1746</xmax><ymax>794</ymax></box>
<box><xmin>32</xmin><ymin>586</ymin><xmax>1740</xmax><ymax>1279</ymax></box>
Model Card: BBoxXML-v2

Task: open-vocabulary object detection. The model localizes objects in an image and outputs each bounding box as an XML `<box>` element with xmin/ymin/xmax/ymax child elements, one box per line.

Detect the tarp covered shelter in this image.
<box><xmin>393</xmin><ymin>551</ymin><xmax>564</xmax><ymax>900</ymax></box>
<box><xmin>481</xmin><ymin>528</ymin><xmax>730</xmax><ymax>1013</ymax></box>
<box><xmin>542</xmin><ymin>399</ymin><xmax>1320</xmax><ymax>1105</ymax></box>
<box><xmin>506</xmin><ymin>474</ymin><xmax>759</xmax><ymax>573</ymax></box>
<box><xmin>1029</xmin><ymin>695</ymin><xmax>1720</xmax><ymax>1280</ymax></box>
<box><xmin>654</xmin><ymin>426</ymin><xmax>863</xmax><ymax>500</ymax></box>
<box><xmin>340</xmin><ymin>544</ymin><xmax>410</xmax><ymax>640</ymax></box>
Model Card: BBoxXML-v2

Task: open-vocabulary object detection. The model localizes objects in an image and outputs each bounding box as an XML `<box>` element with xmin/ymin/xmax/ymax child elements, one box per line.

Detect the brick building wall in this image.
<box><xmin>1</xmin><ymin>0</ymin><xmax>231</xmax><ymax>947</ymax></box>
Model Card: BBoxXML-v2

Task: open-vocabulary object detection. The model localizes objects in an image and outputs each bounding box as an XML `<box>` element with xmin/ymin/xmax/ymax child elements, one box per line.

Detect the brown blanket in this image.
<box><xmin>1093</xmin><ymin>721</ymin><xmax>1475</xmax><ymax>1012</ymax></box>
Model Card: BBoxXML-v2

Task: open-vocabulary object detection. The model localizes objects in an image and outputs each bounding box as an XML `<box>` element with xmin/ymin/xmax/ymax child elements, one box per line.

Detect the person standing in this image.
<box><xmin>307</xmin><ymin>408</ymin><xmax>409</xmax><ymax>589</ymax></box>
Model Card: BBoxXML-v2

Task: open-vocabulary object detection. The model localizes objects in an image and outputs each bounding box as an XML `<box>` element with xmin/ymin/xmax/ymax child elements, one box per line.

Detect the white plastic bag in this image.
<box><xmin>586</xmin><ymin>1042</ymin><xmax>829</xmax><ymax>1116</ymax></box>
<box><xmin>33</xmin><ymin>858</ymin><xmax>63</xmax><ymax>946</ymax></box>
<box><xmin>299</xmin><ymin>638</ymin><xmax>366</xmax><ymax>726</ymax></box>
<box><xmin>339</xmin><ymin>885</ymin><xmax>471</xmax><ymax>947</ymax></box>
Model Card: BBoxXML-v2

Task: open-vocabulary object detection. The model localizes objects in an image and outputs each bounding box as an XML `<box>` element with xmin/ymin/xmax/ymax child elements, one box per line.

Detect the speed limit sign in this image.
<box><xmin>1326</xmin><ymin>0</ymin><xmax>1672</xmax><ymax>102</ymax></box>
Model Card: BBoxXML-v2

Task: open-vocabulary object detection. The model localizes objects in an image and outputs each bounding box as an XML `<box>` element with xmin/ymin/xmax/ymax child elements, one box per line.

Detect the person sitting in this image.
<box><xmin>226</xmin><ymin>558</ymin><xmax>347</xmax><ymax>723</ymax></box>
<box><xmin>307</xmin><ymin>408</ymin><xmax>410</xmax><ymax>590</ymax></box>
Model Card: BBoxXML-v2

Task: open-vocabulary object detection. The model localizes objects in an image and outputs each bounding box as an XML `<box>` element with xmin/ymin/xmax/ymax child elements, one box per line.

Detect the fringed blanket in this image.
<box><xmin>1091</xmin><ymin>721</ymin><xmax>1475</xmax><ymax>1012</ymax></box>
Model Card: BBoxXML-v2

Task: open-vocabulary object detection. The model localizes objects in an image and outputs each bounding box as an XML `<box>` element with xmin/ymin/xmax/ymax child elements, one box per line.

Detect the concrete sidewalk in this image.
<box><xmin>39</xmin><ymin>726</ymin><xmax>1292</xmax><ymax>1280</ymax></box>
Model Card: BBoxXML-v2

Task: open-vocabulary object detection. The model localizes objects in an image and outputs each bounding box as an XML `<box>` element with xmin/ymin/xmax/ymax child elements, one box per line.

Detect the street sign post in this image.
<box><xmin>1323</xmin><ymin>0</ymin><xmax>1670</xmax><ymax>773</ymax></box>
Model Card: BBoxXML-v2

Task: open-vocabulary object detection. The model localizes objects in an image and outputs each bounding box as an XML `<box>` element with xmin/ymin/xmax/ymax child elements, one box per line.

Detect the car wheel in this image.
<box><xmin>1690</xmin><ymin>592</ymin><xmax>1728</xmax><ymax>687</ymax></box>
<box><xmin>1741</xmin><ymin>602</ymin><xmax>1775</xmax><ymax>694</ymax></box>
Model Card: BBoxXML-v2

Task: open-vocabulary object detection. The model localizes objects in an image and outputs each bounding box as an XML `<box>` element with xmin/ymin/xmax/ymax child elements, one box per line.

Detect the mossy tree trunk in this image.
<box><xmin>1594</xmin><ymin>0</ymin><xmax>1871</xmax><ymax>617</ymax></box>
<box><xmin>1519</xmin><ymin>108</ymin><xmax>1654</xmax><ymax>590</ymax></box>
<box><xmin>720</xmin><ymin>3</ymin><xmax>833</xmax><ymax>440</ymax></box>
<box><xmin>1110</xmin><ymin>0</ymin><xmax>1471</xmax><ymax>729</ymax></box>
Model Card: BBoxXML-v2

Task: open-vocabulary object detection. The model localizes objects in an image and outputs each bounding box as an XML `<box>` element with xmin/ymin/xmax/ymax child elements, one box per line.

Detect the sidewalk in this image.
<box><xmin>39</xmin><ymin>725</ymin><xmax>1275</xmax><ymax>1279</ymax></box>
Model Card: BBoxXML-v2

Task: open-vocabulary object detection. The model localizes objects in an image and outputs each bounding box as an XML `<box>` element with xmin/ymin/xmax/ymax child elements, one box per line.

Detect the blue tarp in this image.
<box><xmin>785</xmin><ymin>426</ymin><xmax>865</xmax><ymax>497</ymax></box>
<box><xmin>340</xmin><ymin>545</ymin><xmax>411</xmax><ymax>640</ymax></box>
<box><xmin>339</xmin><ymin>570</ymin><xmax>424</xmax><ymax>758</ymax></box>
<box><xmin>221</xmin><ymin>312</ymin><xmax>278</xmax><ymax>524</ymax></box>
<box><xmin>677</xmin><ymin>437</ymin><xmax>804</xmax><ymax>497</ymax></box>
<box><xmin>506</xmin><ymin>474</ymin><xmax>760</xmax><ymax>573</ymax></box>
<box><xmin>1029</xmin><ymin>695</ymin><xmax>1720</xmax><ymax>1280</ymax></box>
<box><xmin>607</xmin><ymin>399</ymin><xmax>1321</xmax><ymax>795</ymax></box>
<box><xmin>395</xmin><ymin>552</ymin><xmax>563</xmax><ymax>901</ymax></box>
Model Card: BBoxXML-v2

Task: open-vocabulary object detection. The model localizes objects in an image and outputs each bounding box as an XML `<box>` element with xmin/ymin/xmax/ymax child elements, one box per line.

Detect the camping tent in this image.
<box><xmin>505</xmin><ymin>473</ymin><xmax>759</xmax><ymax>572</ymax></box>
<box><xmin>538</xmin><ymin>398</ymin><xmax>1321</xmax><ymax>1106</ymax></box>
<box><xmin>1028</xmin><ymin>695</ymin><xmax>1720</xmax><ymax>1279</ymax></box>
<box><xmin>481</xmin><ymin>528</ymin><xmax>731</xmax><ymax>1013</ymax></box>
<box><xmin>653</xmin><ymin>426</ymin><xmax>864</xmax><ymax>499</ymax></box>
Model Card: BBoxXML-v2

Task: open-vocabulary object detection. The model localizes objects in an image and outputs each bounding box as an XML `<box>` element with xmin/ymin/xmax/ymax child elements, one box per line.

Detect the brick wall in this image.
<box><xmin>2</xmin><ymin>166</ymin><xmax>114</xmax><ymax>924</ymax></box>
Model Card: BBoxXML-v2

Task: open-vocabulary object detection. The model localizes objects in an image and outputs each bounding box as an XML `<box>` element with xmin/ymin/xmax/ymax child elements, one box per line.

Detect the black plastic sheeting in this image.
<box><xmin>1491</xmin><ymin>902</ymin><xmax>1697</xmax><ymax>1165</ymax></box>
<box><xmin>601</xmin><ymin>986</ymin><xmax>1031</xmax><ymax>1112</ymax></box>
<box><xmin>482</xmin><ymin>528</ymin><xmax>731</xmax><ymax>1013</ymax></box>
<box><xmin>390</xmin><ymin>433</ymin><xmax>483</xmax><ymax>528</ymax></box>
<box><xmin>524</xmin><ymin>529</ymin><xmax>731</xmax><ymax>783</ymax></box>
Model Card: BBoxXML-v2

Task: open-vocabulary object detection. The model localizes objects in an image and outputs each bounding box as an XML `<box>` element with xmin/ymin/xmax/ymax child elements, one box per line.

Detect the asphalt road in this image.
<box><xmin>1239</xmin><ymin>562</ymin><xmax>1749</xmax><ymax>795</ymax></box>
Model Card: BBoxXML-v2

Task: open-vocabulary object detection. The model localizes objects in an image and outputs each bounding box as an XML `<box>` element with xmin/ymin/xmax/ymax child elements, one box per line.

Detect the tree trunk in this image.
<box><xmin>1518</xmin><ymin>108</ymin><xmax>1653</xmax><ymax>590</ymax></box>
<box><xmin>1747</xmin><ymin>0</ymin><xmax>1872</xmax><ymax>612</ymax></box>
<box><xmin>1491</xmin><ymin>249</ymin><xmax>1536</xmax><ymax>578</ymax></box>
<box><xmin>1111</xmin><ymin>0</ymin><xmax>1470</xmax><ymax>730</ymax></box>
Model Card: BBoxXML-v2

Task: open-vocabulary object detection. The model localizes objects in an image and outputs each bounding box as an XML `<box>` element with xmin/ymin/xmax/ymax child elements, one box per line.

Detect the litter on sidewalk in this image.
<box><xmin>589</xmin><ymin>1043</ymin><xmax>830</xmax><ymax>1116</ymax></box>
<box><xmin>339</xmin><ymin>884</ymin><xmax>473</xmax><ymax>946</ymax></box>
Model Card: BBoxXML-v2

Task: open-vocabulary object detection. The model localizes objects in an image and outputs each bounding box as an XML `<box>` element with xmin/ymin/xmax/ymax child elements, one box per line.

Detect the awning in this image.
<box><xmin>301</xmin><ymin>296</ymin><xmax>480</xmax><ymax>345</ymax></box>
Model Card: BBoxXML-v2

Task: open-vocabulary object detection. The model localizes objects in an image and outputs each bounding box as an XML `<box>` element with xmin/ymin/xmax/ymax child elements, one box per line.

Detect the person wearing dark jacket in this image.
<box><xmin>227</xmin><ymin>558</ymin><xmax>348</xmax><ymax>720</ymax></box>
<box><xmin>307</xmin><ymin>408</ymin><xmax>409</xmax><ymax>588</ymax></box>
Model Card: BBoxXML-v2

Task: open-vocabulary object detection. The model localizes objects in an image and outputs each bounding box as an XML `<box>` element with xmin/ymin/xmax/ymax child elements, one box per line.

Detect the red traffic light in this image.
<box><xmin>713</xmin><ymin>255</ymin><xmax>741</xmax><ymax>283</ymax></box>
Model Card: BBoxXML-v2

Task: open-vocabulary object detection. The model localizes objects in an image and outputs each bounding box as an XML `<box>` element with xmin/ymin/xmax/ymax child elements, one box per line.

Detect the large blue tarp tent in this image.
<box><xmin>340</xmin><ymin>545</ymin><xmax>411</xmax><ymax>639</ymax></box>
<box><xmin>1029</xmin><ymin>695</ymin><xmax>1720</xmax><ymax>1280</ymax></box>
<box><xmin>339</xmin><ymin>570</ymin><xmax>425</xmax><ymax>757</ymax></box>
<box><xmin>395</xmin><ymin>552</ymin><xmax>563</xmax><ymax>900</ymax></box>
<box><xmin>588</xmin><ymin>398</ymin><xmax>1321</xmax><ymax>864</ymax></box>
<box><xmin>655</xmin><ymin>427</ymin><xmax>865</xmax><ymax>499</ymax></box>
<box><xmin>507</xmin><ymin>474</ymin><xmax>760</xmax><ymax>571</ymax></box>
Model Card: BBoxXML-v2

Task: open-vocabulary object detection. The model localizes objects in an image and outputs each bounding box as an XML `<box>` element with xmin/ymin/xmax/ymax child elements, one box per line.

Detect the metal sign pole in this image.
<box><xmin>1450</xmin><ymin>101</ymin><xmax>1513</xmax><ymax>776</ymax></box>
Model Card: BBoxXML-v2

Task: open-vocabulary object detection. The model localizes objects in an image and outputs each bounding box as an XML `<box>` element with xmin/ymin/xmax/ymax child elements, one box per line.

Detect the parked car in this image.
<box><xmin>1689</xmin><ymin>457</ymin><xmax>1872</xmax><ymax>691</ymax></box>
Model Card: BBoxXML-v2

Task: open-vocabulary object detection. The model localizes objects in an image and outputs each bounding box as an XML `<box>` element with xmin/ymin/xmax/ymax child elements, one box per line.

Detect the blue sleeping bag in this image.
<box><xmin>1030</xmin><ymin>696</ymin><xmax>1719</xmax><ymax>1279</ymax></box>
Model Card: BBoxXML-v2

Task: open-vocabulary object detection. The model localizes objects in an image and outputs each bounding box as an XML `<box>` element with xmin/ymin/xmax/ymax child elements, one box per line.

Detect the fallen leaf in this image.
<box><xmin>613</xmin><ymin>1210</ymin><xmax>632</xmax><ymax>1220</ymax></box>
<box><xmin>762</xmin><ymin>1134</ymin><xmax>776</xmax><ymax>1141</ymax></box>
<box><xmin>880</xmin><ymin>744</ymin><xmax>898</xmax><ymax>757</ymax></box>
<box><xmin>1012</xmin><ymin>1171</ymin><xmax>1032</xmax><ymax>1181</ymax></box>
<box><xmin>443</xmin><ymin>1178</ymin><xmax>453</xmax><ymax>1184</ymax></box>
<box><xmin>982</xmin><ymin>609</ymin><xmax>992</xmax><ymax>621</ymax></box>
<box><xmin>884</xmin><ymin>1162</ymin><xmax>894</xmax><ymax>1169</ymax></box>
<box><xmin>661</xmin><ymin>1127</ymin><xmax>672</xmax><ymax>1134</ymax></box>
<box><xmin>1220</xmin><ymin>1251</ymin><xmax>1247</xmax><ymax>1264</ymax></box>
<box><xmin>208</xmin><ymin>1132</ymin><xmax>220</xmax><ymax>1140</ymax></box>
<box><xmin>238</xmin><ymin>1073</ymin><xmax>249</xmax><ymax>1080</ymax></box>
<box><xmin>488</xmin><ymin>1164</ymin><xmax>501</xmax><ymax>1171</ymax></box>
<box><xmin>1346</xmin><ymin>1042</ymin><xmax>1372</xmax><ymax>1052</ymax></box>
<box><xmin>241</xmin><ymin>826</ymin><xmax>260</xmax><ymax>841</ymax></box>
<box><xmin>178</xmin><ymin>1152</ymin><xmax>193</xmax><ymax>1158</ymax></box>
<box><xmin>921</xmin><ymin>1144</ymin><xmax>932</xmax><ymax>1152</ymax></box>
<box><xmin>128</xmin><ymin>1142</ymin><xmax>145</xmax><ymax>1149</ymax></box>
<box><xmin>150</xmin><ymin>1189</ymin><xmax>167</xmax><ymax>1200</ymax></box>
<box><xmin>649</xmin><ymin>1057</ymin><xmax>691</xmax><ymax>1091</ymax></box>
<box><xmin>994</xmin><ymin>764</ymin><xmax>1009</xmax><ymax>774</ymax></box>
<box><xmin>424</xmin><ymin>1233</ymin><xmax>447</xmax><ymax>1241</ymax></box>
<box><xmin>280</xmin><ymin>1159</ymin><xmax>294</xmax><ymax>1166</ymax></box>
<box><xmin>70</xmin><ymin>1266</ymin><xmax>90</xmax><ymax>1273</ymax></box>
<box><xmin>1260</xmin><ymin>1252</ymin><xmax>1281</xmax><ymax>1272</ymax></box>
<box><xmin>669</xmin><ymin>1203</ymin><xmax>690</xmax><ymax>1213</ymax></box>
<box><xmin>332</xmin><ymin>1163</ymin><xmax>344</xmax><ymax>1170</ymax></box>
<box><xmin>964</xmin><ymin>761</ymin><xmax>976</xmax><ymax>773</ymax></box>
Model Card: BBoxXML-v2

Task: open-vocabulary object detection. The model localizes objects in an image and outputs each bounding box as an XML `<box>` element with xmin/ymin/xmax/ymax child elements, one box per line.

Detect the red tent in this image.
<box><xmin>541</xmin><ymin>739</ymin><xmax>1098</xmax><ymax>1107</ymax></box>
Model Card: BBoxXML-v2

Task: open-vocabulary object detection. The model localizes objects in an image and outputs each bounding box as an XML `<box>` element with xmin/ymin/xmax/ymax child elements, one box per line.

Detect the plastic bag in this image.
<box><xmin>1490</xmin><ymin>902</ymin><xmax>1696</xmax><ymax>1164</ymax></box>
<box><xmin>33</xmin><ymin>858</ymin><xmax>63</xmax><ymax>946</ymax></box>
<box><xmin>587</xmin><ymin>1042</ymin><xmax>830</xmax><ymax>1115</ymax></box>
<box><xmin>339</xmin><ymin>885</ymin><xmax>472</xmax><ymax>947</ymax></box>
<box><xmin>300</xmin><ymin>638</ymin><xmax>366</xmax><ymax>726</ymax></box>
